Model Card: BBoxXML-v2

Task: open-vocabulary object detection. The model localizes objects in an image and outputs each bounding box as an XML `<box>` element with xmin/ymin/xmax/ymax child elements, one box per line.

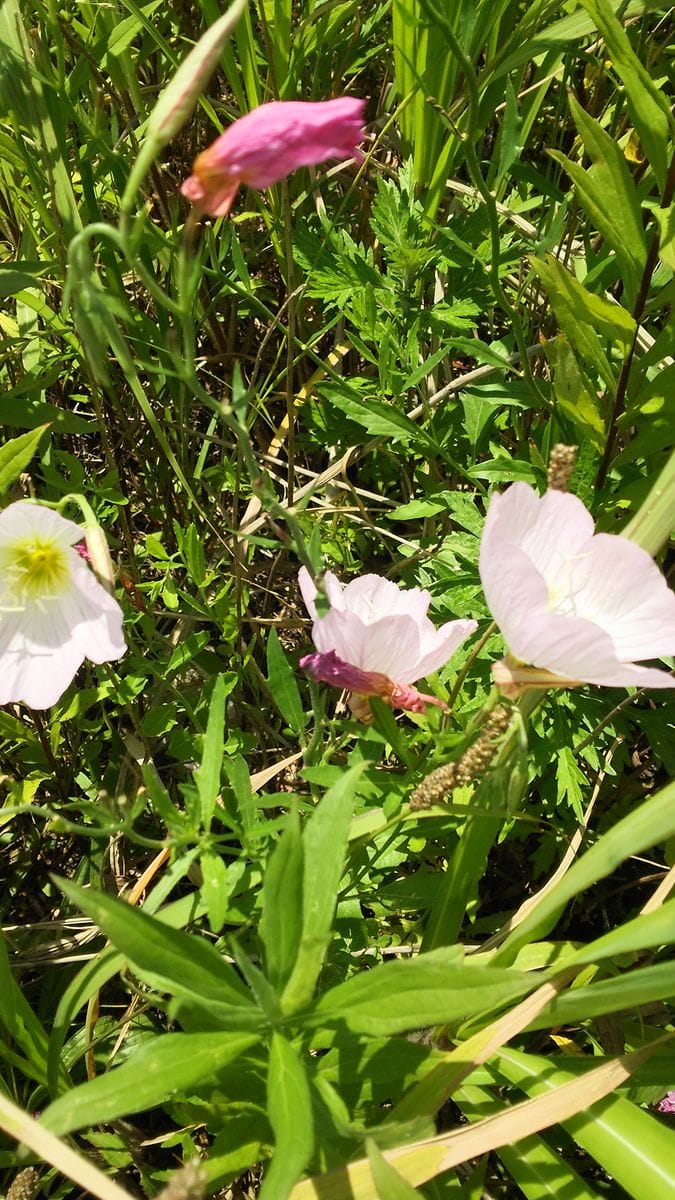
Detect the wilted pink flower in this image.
<box><xmin>181</xmin><ymin>97</ymin><xmax>366</xmax><ymax>217</ymax></box>
<box><xmin>298</xmin><ymin>568</ymin><xmax>476</xmax><ymax>715</ymax></box>
<box><xmin>657</xmin><ymin>1091</ymin><xmax>675</xmax><ymax>1114</ymax></box>
<box><xmin>479</xmin><ymin>482</ymin><xmax>675</xmax><ymax>689</ymax></box>
<box><xmin>0</xmin><ymin>502</ymin><xmax>126</xmax><ymax>709</ymax></box>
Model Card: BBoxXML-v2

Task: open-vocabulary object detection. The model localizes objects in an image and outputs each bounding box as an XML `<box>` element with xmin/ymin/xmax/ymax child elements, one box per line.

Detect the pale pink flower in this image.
<box><xmin>181</xmin><ymin>97</ymin><xmax>366</xmax><ymax>217</ymax></box>
<box><xmin>298</xmin><ymin>568</ymin><xmax>477</xmax><ymax>715</ymax></box>
<box><xmin>479</xmin><ymin>482</ymin><xmax>675</xmax><ymax>689</ymax></box>
<box><xmin>0</xmin><ymin>502</ymin><xmax>126</xmax><ymax>709</ymax></box>
<box><xmin>657</xmin><ymin>1091</ymin><xmax>675</xmax><ymax>1114</ymax></box>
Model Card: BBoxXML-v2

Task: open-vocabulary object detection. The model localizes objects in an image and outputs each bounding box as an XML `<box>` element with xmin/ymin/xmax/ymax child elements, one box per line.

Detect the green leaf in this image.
<box><xmin>544</xmin><ymin>336</ymin><xmax>606</xmax><ymax>451</ymax></box>
<box><xmin>494</xmin><ymin>77</ymin><xmax>523</xmax><ymax>184</ymax></box>
<box><xmin>555</xmin><ymin>747</ymin><xmax>586</xmax><ymax>821</ymax></box>
<box><xmin>40</xmin><ymin>1032</ymin><xmax>258</xmax><ymax>1136</ymax></box>
<box><xmin>56</xmin><ymin>878</ymin><xmax>262</xmax><ymax>1028</ymax></box>
<box><xmin>492</xmin><ymin>777</ymin><xmax>675</xmax><ymax>965</ymax></box>
<box><xmin>182</xmin><ymin>522</ymin><xmax>206</xmax><ymax>586</ymax></box>
<box><xmin>280</xmin><ymin>765</ymin><xmax>363</xmax><ymax>1014</ymax></box>
<box><xmin>550</xmin><ymin>97</ymin><xmax>647</xmax><ymax>306</ymax></box>
<box><xmin>266</xmin><ymin>627</ymin><xmax>307</xmax><ymax>734</ymax></box>
<box><xmin>195</xmin><ymin>674</ymin><xmax>226</xmax><ymax>832</ymax></box>
<box><xmin>311</xmin><ymin>951</ymin><xmax>532</xmax><ymax>1036</ymax></box>
<box><xmin>325</xmin><ymin>389</ymin><xmax>422</xmax><ymax>442</ymax></box>
<box><xmin>496</xmin><ymin>1046</ymin><xmax>675</xmax><ymax>1200</ymax></box>
<box><xmin>654</xmin><ymin>202</ymin><xmax>675</xmax><ymax>270</ymax></box>
<box><xmin>259</xmin><ymin>1033</ymin><xmax>314</xmax><ymax>1200</ymax></box>
<box><xmin>528</xmin><ymin>961</ymin><xmax>675</xmax><ymax>1030</ymax></box>
<box><xmin>580</xmin><ymin>0</ymin><xmax>672</xmax><ymax>190</ymax></box>
<box><xmin>200</xmin><ymin>849</ymin><xmax>230</xmax><ymax>934</ymax></box>
<box><xmin>0</xmin><ymin>425</ymin><xmax>49</xmax><ymax>495</ymax></box>
<box><xmin>260</xmin><ymin>809</ymin><xmax>304</xmax><ymax>993</ymax></box>
<box><xmin>535</xmin><ymin>255</ymin><xmax>637</xmax><ymax>356</ymax></box>
<box><xmin>367</xmin><ymin>1139</ymin><xmax>424</xmax><ymax>1199</ymax></box>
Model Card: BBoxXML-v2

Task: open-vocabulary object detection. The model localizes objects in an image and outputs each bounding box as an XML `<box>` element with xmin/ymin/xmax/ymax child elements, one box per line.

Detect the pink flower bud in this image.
<box><xmin>181</xmin><ymin>98</ymin><xmax>366</xmax><ymax>217</ymax></box>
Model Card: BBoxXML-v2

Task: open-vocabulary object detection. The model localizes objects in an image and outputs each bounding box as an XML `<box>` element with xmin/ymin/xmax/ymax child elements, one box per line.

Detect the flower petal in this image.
<box><xmin>0</xmin><ymin>500</ymin><xmax>83</xmax><ymax>547</ymax></box>
<box><xmin>339</xmin><ymin>574</ymin><xmax>430</xmax><ymax>623</ymax></box>
<box><xmin>0</xmin><ymin>605</ymin><xmax>84</xmax><ymax>708</ymax></box>
<box><xmin>571</xmin><ymin>533</ymin><xmax>675</xmax><ymax>660</ymax></box>
<box><xmin>299</xmin><ymin>650</ymin><xmax>391</xmax><ymax>698</ymax></box>
<box><xmin>413</xmin><ymin>618</ymin><xmax>478</xmax><ymax>678</ymax></box>
<box><xmin>64</xmin><ymin>554</ymin><xmax>127</xmax><ymax>663</ymax></box>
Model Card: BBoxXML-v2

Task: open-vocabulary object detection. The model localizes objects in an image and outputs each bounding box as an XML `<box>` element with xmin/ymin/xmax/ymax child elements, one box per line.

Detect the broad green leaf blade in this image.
<box><xmin>567</xmin><ymin>897</ymin><xmax>675</xmax><ymax>968</ymax></box>
<box><xmin>195</xmin><ymin>673</ymin><xmax>226</xmax><ymax>831</ymax></box>
<box><xmin>267</xmin><ymin>627</ymin><xmax>307</xmax><ymax>734</ymax></box>
<box><xmin>496</xmin><ymin>1047</ymin><xmax>675</xmax><ymax>1200</ymax></box>
<box><xmin>259</xmin><ymin>1033</ymin><xmax>314</xmax><ymax>1200</ymax></box>
<box><xmin>47</xmin><ymin>892</ymin><xmax>208</xmax><ymax>1097</ymax></box>
<box><xmin>56</xmin><ymin>878</ymin><xmax>262</xmax><ymax>1027</ymax></box>
<box><xmin>551</xmin><ymin>95</ymin><xmax>647</xmax><ymax>305</ymax></box>
<box><xmin>310</xmin><ymin>951</ymin><xmax>532</xmax><ymax>1036</ymax></box>
<box><xmin>532</xmin><ymin>254</ymin><xmax>636</xmax><ymax>366</ymax></box>
<box><xmin>457</xmin><ymin>1083</ymin><xmax>603</xmax><ymax>1200</ymax></box>
<box><xmin>260</xmin><ymin>808</ymin><xmax>304</xmax><ymax>993</ymax></box>
<box><xmin>200</xmin><ymin>848</ymin><xmax>230</xmax><ymax>933</ymax></box>
<box><xmin>40</xmin><ymin>1032</ymin><xmax>258</xmax><ymax>1136</ymax></box>
<box><xmin>280</xmin><ymin>765</ymin><xmax>363</xmax><ymax>1014</ymax></box>
<box><xmin>623</xmin><ymin>447</ymin><xmax>675</xmax><ymax>555</ymax></box>
<box><xmin>580</xmin><ymin>0</ymin><xmax>672</xmax><ymax>189</ymax></box>
<box><xmin>367</xmin><ymin>1139</ymin><xmax>425</xmax><ymax>1199</ymax></box>
<box><xmin>527</xmin><ymin>961</ymin><xmax>675</xmax><ymax>1030</ymax></box>
<box><xmin>0</xmin><ymin>426</ymin><xmax>49</xmax><ymax>494</ymax></box>
<box><xmin>492</xmin><ymin>778</ymin><xmax>675</xmax><ymax>965</ymax></box>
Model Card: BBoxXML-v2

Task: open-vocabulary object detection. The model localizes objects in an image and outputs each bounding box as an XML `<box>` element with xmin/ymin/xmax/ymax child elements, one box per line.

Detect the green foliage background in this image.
<box><xmin>0</xmin><ymin>0</ymin><xmax>674</xmax><ymax>1197</ymax></box>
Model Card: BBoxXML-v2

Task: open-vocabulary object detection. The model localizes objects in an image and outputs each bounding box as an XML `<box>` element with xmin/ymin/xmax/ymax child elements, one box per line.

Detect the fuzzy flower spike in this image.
<box><xmin>479</xmin><ymin>482</ymin><xmax>675</xmax><ymax>689</ymax></box>
<box><xmin>298</xmin><ymin>567</ymin><xmax>477</xmax><ymax>716</ymax></box>
<box><xmin>181</xmin><ymin>97</ymin><xmax>366</xmax><ymax>217</ymax></box>
<box><xmin>0</xmin><ymin>501</ymin><xmax>126</xmax><ymax>709</ymax></box>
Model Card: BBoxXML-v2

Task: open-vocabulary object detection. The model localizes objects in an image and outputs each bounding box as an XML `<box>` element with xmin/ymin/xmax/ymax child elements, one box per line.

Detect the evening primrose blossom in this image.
<box><xmin>478</xmin><ymin>482</ymin><xmax>675</xmax><ymax>689</ymax></box>
<box><xmin>298</xmin><ymin>567</ymin><xmax>476</xmax><ymax>716</ymax></box>
<box><xmin>0</xmin><ymin>502</ymin><xmax>126</xmax><ymax>709</ymax></box>
<box><xmin>181</xmin><ymin>98</ymin><xmax>366</xmax><ymax>217</ymax></box>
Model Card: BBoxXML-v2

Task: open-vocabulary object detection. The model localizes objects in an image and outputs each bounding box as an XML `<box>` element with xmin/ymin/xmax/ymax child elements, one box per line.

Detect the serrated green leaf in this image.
<box><xmin>325</xmin><ymin>389</ymin><xmax>422</xmax><ymax>442</ymax></box>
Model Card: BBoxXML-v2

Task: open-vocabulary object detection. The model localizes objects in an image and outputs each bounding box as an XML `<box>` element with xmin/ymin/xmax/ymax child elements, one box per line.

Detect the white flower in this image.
<box><xmin>478</xmin><ymin>482</ymin><xmax>675</xmax><ymax>688</ymax></box>
<box><xmin>298</xmin><ymin>567</ymin><xmax>476</xmax><ymax>714</ymax></box>
<box><xmin>0</xmin><ymin>502</ymin><xmax>126</xmax><ymax>708</ymax></box>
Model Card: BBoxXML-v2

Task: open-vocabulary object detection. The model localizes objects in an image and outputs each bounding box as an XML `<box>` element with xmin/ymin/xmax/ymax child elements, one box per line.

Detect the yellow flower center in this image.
<box><xmin>3</xmin><ymin>535</ymin><xmax>71</xmax><ymax>603</ymax></box>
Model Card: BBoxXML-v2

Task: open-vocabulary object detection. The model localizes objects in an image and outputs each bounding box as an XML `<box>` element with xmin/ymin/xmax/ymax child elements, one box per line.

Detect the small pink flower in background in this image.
<box><xmin>479</xmin><ymin>482</ymin><xmax>675</xmax><ymax>689</ymax></box>
<box><xmin>181</xmin><ymin>97</ymin><xmax>366</xmax><ymax>217</ymax></box>
<box><xmin>657</xmin><ymin>1091</ymin><xmax>675</xmax><ymax>1114</ymax></box>
<box><xmin>0</xmin><ymin>502</ymin><xmax>126</xmax><ymax>709</ymax></box>
<box><xmin>298</xmin><ymin>568</ymin><xmax>477</xmax><ymax>716</ymax></box>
